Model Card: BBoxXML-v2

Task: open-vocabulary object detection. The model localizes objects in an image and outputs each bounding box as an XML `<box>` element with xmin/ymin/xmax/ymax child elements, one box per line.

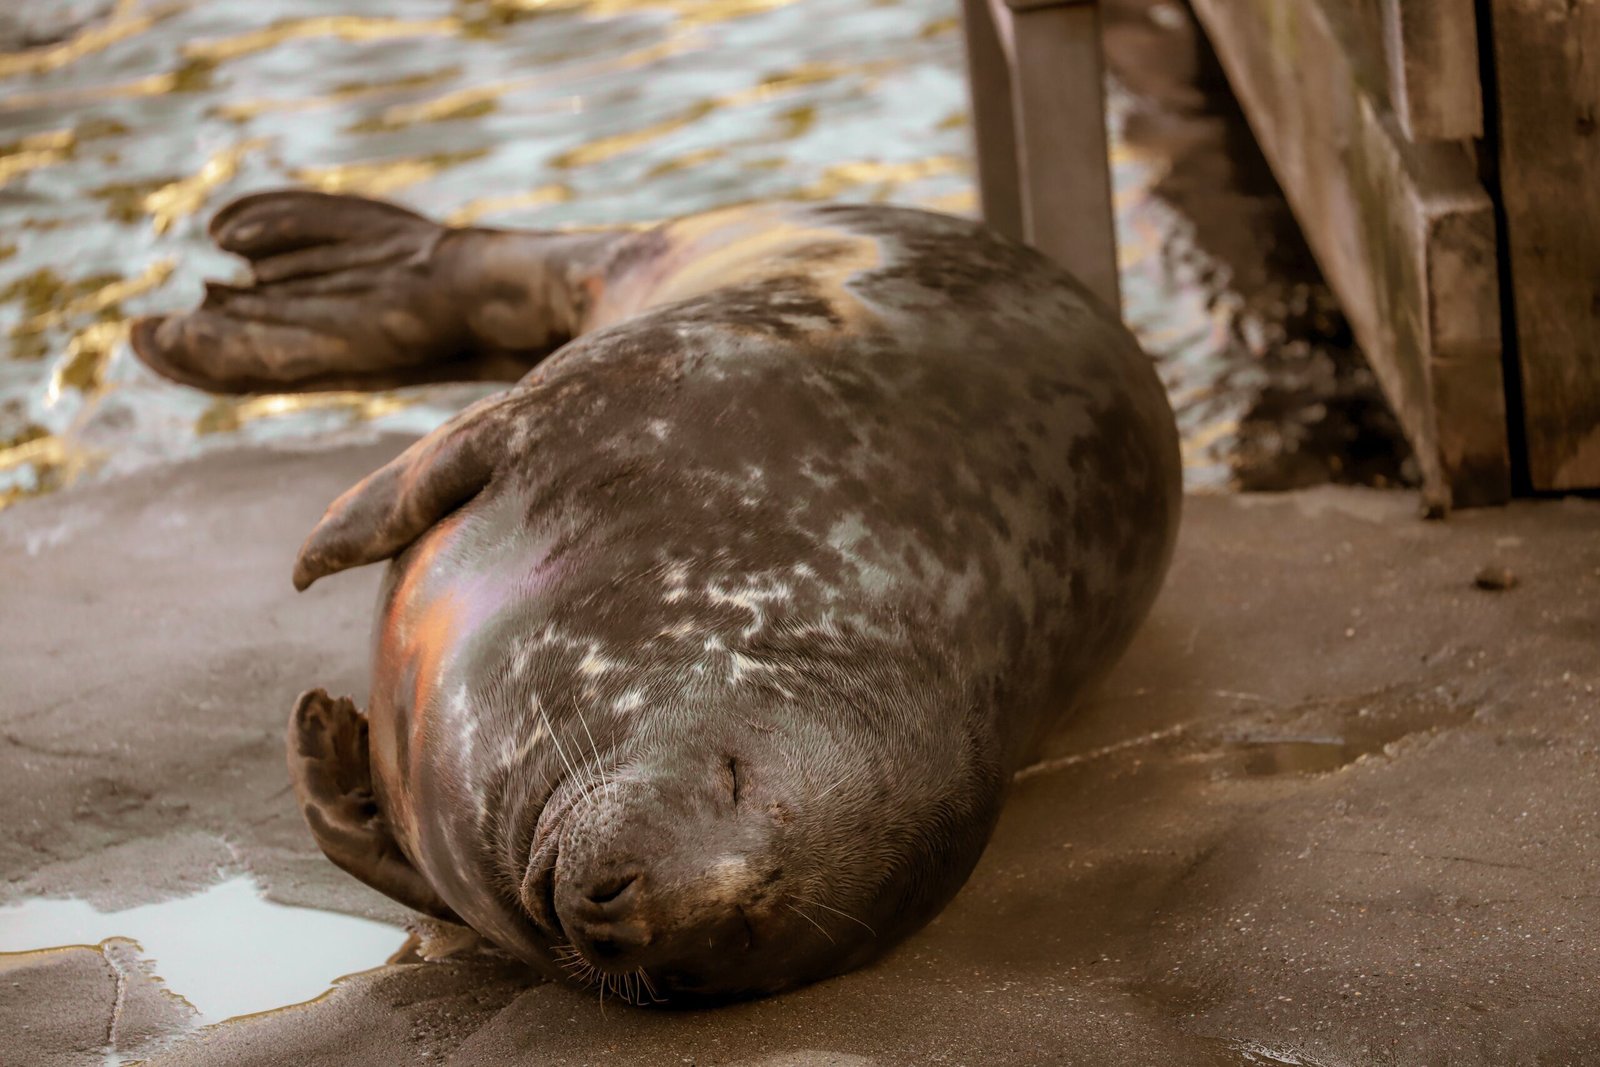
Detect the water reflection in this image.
<box><xmin>0</xmin><ymin>0</ymin><xmax>1398</xmax><ymax>509</ymax></box>
<box><xmin>0</xmin><ymin>0</ymin><xmax>981</xmax><ymax>508</ymax></box>
<box><xmin>0</xmin><ymin>875</ymin><xmax>408</xmax><ymax>1022</ymax></box>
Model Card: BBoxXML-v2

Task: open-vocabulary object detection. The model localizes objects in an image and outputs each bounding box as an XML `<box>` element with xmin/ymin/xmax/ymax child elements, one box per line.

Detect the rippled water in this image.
<box><xmin>0</xmin><ymin>0</ymin><xmax>1338</xmax><ymax>510</ymax></box>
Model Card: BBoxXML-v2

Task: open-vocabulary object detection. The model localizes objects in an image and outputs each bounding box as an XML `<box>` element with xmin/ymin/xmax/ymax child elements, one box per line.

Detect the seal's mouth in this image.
<box><xmin>521</xmin><ymin>774</ymin><xmax>608</xmax><ymax>942</ymax></box>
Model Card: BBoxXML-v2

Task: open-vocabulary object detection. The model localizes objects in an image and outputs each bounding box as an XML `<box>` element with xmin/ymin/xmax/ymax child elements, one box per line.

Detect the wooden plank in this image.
<box><xmin>994</xmin><ymin>0</ymin><xmax>1121</xmax><ymax>311</ymax></box>
<box><xmin>1341</xmin><ymin>0</ymin><xmax>1484</xmax><ymax>141</ymax></box>
<box><xmin>1379</xmin><ymin>0</ymin><xmax>1483</xmax><ymax>141</ymax></box>
<box><xmin>960</xmin><ymin>0</ymin><xmax>1025</xmax><ymax>244</ymax></box>
<box><xmin>1426</xmin><ymin>189</ymin><xmax>1507</xmax><ymax>503</ymax></box>
<box><xmin>1189</xmin><ymin>0</ymin><xmax>1508</xmax><ymax>508</ymax></box>
<box><xmin>1489</xmin><ymin>0</ymin><xmax>1600</xmax><ymax>491</ymax></box>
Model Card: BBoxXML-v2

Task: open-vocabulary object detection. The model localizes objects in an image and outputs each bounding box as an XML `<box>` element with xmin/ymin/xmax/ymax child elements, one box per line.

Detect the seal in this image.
<box><xmin>132</xmin><ymin>190</ymin><xmax>1181</xmax><ymax>1004</ymax></box>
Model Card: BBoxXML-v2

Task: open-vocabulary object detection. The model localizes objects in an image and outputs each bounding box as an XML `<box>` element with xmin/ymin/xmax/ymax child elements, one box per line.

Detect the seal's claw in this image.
<box><xmin>287</xmin><ymin>688</ymin><xmax>460</xmax><ymax>922</ymax></box>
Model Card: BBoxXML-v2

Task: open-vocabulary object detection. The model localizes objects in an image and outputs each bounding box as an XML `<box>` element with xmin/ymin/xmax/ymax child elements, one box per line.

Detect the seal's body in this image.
<box><xmin>135</xmin><ymin>194</ymin><xmax>1180</xmax><ymax>1003</ymax></box>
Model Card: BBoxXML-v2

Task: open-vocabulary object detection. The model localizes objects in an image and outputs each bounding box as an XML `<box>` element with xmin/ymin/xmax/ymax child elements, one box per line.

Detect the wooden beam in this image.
<box><xmin>1378</xmin><ymin>0</ymin><xmax>1483</xmax><ymax>141</ymax></box>
<box><xmin>997</xmin><ymin>0</ymin><xmax>1121</xmax><ymax>312</ymax></box>
<box><xmin>959</xmin><ymin>0</ymin><xmax>1121</xmax><ymax>312</ymax></box>
<box><xmin>960</xmin><ymin>0</ymin><xmax>1025</xmax><ymax>243</ymax></box>
<box><xmin>1189</xmin><ymin>0</ymin><xmax>1508</xmax><ymax>509</ymax></box>
<box><xmin>1488</xmin><ymin>0</ymin><xmax>1600</xmax><ymax>491</ymax></box>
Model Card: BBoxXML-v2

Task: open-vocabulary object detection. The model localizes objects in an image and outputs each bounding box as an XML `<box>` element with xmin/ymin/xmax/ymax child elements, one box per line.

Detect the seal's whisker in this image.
<box><xmin>636</xmin><ymin>967</ymin><xmax>665</xmax><ymax>1004</ymax></box>
<box><xmin>554</xmin><ymin>941</ymin><xmax>613</xmax><ymax>1001</ymax></box>
<box><xmin>538</xmin><ymin>703</ymin><xmax>585</xmax><ymax>803</ymax></box>
<box><xmin>569</xmin><ymin>692</ymin><xmax>616</xmax><ymax>805</ymax></box>
<box><xmin>811</xmin><ymin>773</ymin><xmax>851</xmax><ymax>803</ymax></box>
<box><xmin>789</xmin><ymin>894</ymin><xmax>877</xmax><ymax>937</ymax></box>
<box><xmin>785</xmin><ymin>902</ymin><xmax>836</xmax><ymax>944</ymax></box>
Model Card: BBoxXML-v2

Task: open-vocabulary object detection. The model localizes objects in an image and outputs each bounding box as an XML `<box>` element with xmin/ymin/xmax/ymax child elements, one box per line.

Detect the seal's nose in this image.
<box><xmin>554</xmin><ymin>854</ymin><xmax>762</xmax><ymax>976</ymax></box>
<box><xmin>540</xmin><ymin>747</ymin><xmax>786</xmax><ymax>979</ymax></box>
<box><xmin>551</xmin><ymin>824</ymin><xmax>771</xmax><ymax>976</ymax></box>
<box><xmin>561</xmin><ymin>869</ymin><xmax>654</xmax><ymax>961</ymax></box>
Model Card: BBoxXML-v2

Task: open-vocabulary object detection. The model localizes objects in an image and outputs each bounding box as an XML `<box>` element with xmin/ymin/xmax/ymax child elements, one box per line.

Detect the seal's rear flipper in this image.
<box><xmin>292</xmin><ymin>391</ymin><xmax>514</xmax><ymax>589</ymax></box>
<box><xmin>130</xmin><ymin>190</ymin><xmax>543</xmax><ymax>393</ymax></box>
<box><xmin>287</xmin><ymin>688</ymin><xmax>460</xmax><ymax>922</ymax></box>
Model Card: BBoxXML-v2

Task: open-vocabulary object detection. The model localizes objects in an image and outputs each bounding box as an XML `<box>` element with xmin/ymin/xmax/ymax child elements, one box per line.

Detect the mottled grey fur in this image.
<box><xmin>135</xmin><ymin>194</ymin><xmax>1181</xmax><ymax>1004</ymax></box>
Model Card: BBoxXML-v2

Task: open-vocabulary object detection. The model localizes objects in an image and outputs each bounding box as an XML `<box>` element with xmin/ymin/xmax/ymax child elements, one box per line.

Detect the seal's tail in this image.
<box><xmin>131</xmin><ymin>190</ymin><xmax>535</xmax><ymax>393</ymax></box>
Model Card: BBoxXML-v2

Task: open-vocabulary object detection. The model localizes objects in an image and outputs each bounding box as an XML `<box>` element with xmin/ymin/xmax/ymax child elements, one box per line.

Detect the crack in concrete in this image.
<box><xmin>3</xmin><ymin>731</ymin><xmax>121</xmax><ymax>761</ymax></box>
<box><xmin>1015</xmin><ymin>724</ymin><xmax>1193</xmax><ymax>780</ymax></box>
<box><xmin>102</xmin><ymin>943</ymin><xmax>126</xmax><ymax>1057</ymax></box>
<box><xmin>1321</xmin><ymin>847</ymin><xmax>1535</xmax><ymax>872</ymax></box>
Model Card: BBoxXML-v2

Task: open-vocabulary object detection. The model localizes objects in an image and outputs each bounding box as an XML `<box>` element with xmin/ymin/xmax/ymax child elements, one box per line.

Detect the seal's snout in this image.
<box><xmin>543</xmin><ymin>757</ymin><xmax>780</xmax><ymax>981</ymax></box>
<box><xmin>553</xmin><ymin>852</ymin><xmax>767</xmax><ymax>980</ymax></box>
<box><xmin>560</xmin><ymin>868</ymin><xmax>654</xmax><ymax>961</ymax></box>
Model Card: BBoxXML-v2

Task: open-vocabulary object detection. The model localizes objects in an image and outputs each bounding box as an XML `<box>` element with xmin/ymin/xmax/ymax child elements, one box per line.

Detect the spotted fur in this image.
<box><xmin>134</xmin><ymin>196</ymin><xmax>1181</xmax><ymax>1004</ymax></box>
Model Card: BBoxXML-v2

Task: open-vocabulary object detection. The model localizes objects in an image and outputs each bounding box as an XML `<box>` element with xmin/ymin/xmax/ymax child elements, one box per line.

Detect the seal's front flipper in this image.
<box><xmin>130</xmin><ymin>190</ymin><xmax>566</xmax><ymax>393</ymax></box>
<box><xmin>292</xmin><ymin>391</ymin><xmax>516</xmax><ymax>589</ymax></box>
<box><xmin>288</xmin><ymin>688</ymin><xmax>460</xmax><ymax>922</ymax></box>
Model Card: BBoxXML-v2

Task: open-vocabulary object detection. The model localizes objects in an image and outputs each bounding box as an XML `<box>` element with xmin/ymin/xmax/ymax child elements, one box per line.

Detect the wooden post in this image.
<box><xmin>1487</xmin><ymin>0</ymin><xmax>1600</xmax><ymax>491</ymax></box>
<box><xmin>960</xmin><ymin>0</ymin><xmax>1025</xmax><ymax>243</ymax></box>
<box><xmin>1379</xmin><ymin>0</ymin><xmax>1484</xmax><ymax>142</ymax></box>
<box><xmin>960</xmin><ymin>0</ymin><xmax>1121</xmax><ymax>313</ymax></box>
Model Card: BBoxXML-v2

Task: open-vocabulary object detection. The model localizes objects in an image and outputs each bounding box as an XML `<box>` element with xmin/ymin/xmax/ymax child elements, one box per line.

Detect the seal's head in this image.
<box><xmin>292</xmin><ymin>626</ymin><xmax>1002</xmax><ymax>1005</ymax></box>
<box><xmin>494</xmin><ymin>644</ymin><xmax>1003</xmax><ymax>1004</ymax></box>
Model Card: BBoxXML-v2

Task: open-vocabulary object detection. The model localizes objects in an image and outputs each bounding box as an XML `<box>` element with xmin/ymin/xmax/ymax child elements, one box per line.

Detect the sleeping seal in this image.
<box><xmin>132</xmin><ymin>191</ymin><xmax>1181</xmax><ymax>1004</ymax></box>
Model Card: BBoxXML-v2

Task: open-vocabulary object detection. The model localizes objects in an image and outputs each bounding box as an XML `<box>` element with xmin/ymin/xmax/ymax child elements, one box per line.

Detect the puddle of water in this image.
<box><xmin>0</xmin><ymin>875</ymin><xmax>408</xmax><ymax>1022</ymax></box>
<box><xmin>1213</xmin><ymin>695</ymin><xmax>1472</xmax><ymax>779</ymax></box>
<box><xmin>1028</xmin><ymin>691</ymin><xmax>1471</xmax><ymax>782</ymax></box>
<box><xmin>1224</xmin><ymin>736</ymin><xmax>1374</xmax><ymax>778</ymax></box>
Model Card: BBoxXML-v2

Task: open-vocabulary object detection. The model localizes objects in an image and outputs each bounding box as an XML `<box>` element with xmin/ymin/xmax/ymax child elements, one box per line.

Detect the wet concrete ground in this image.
<box><xmin>4</xmin><ymin>441</ymin><xmax>1596</xmax><ymax>1065</ymax></box>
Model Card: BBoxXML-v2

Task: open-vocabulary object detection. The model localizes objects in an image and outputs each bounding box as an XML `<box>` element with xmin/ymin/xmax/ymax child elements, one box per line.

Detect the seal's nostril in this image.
<box><xmin>585</xmin><ymin>872</ymin><xmax>638</xmax><ymax>907</ymax></box>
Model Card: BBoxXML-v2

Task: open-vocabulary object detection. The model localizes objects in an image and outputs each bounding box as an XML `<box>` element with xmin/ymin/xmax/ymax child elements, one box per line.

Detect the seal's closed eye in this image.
<box><xmin>286</xmin><ymin>688</ymin><xmax>459</xmax><ymax>922</ymax></box>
